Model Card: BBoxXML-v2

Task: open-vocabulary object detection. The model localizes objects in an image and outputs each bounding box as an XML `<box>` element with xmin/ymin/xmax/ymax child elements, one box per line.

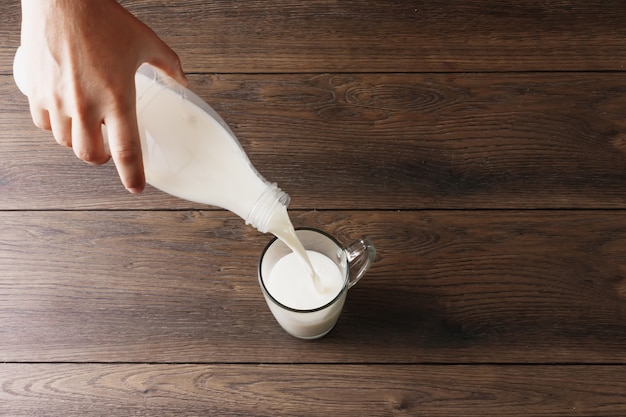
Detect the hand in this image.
<box><xmin>19</xmin><ymin>0</ymin><xmax>188</xmax><ymax>193</ymax></box>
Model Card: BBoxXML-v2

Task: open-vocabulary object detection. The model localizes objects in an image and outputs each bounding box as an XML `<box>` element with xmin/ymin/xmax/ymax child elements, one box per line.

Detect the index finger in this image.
<box><xmin>104</xmin><ymin>108</ymin><xmax>145</xmax><ymax>194</ymax></box>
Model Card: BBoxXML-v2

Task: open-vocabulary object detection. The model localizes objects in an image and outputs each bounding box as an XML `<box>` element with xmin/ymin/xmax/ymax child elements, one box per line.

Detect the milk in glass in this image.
<box><xmin>265</xmin><ymin>250</ymin><xmax>343</xmax><ymax>310</ymax></box>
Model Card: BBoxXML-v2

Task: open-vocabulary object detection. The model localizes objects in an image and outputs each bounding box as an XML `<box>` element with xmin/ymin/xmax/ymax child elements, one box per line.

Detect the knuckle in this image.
<box><xmin>51</xmin><ymin>124</ymin><xmax>72</xmax><ymax>148</ymax></box>
<box><xmin>33</xmin><ymin>118</ymin><xmax>51</xmax><ymax>130</ymax></box>
<box><xmin>71</xmin><ymin>97</ymin><xmax>96</xmax><ymax>121</ymax></box>
<box><xmin>54</xmin><ymin>135</ymin><xmax>72</xmax><ymax>148</ymax></box>
<box><xmin>112</xmin><ymin>96</ymin><xmax>135</xmax><ymax>116</ymax></box>
<box><xmin>30</xmin><ymin>109</ymin><xmax>51</xmax><ymax>130</ymax></box>
<box><xmin>74</xmin><ymin>147</ymin><xmax>106</xmax><ymax>165</ymax></box>
<box><xmin>113</xmin><ymin>144</ymin><xmax>142</xmax><ymax>165</ymax></box>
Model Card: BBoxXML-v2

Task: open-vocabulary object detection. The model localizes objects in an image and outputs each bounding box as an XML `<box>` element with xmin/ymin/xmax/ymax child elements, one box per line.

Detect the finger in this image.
<box><xmin>71</xmin><ymin>117</ymin><xmax>111</xmax><ymax>166</ymax></box>
<box><xmin>29</xmin><ymin>102</ymin><xmax>51</xmax><ymax>130</ymax></box>
<box><xmin>104</xmin><ymin>108</ymin><xmax>145</xmax><ymax>194</ymax></box>
<box><xmin>49</xmin><ymin>111</ymin><xmax>73</xmax><ymax>148</ymax></box>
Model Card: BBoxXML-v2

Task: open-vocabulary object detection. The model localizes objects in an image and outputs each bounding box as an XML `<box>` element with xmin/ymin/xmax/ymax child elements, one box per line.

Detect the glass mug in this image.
<box><xmin>258</xmin><ymin>228</ymin><xmax>376</xmax><ymax>339</ymax></box>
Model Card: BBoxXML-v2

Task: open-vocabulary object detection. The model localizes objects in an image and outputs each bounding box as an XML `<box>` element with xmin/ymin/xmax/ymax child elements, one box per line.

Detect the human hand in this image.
<box><xmin>19</xmin><ymin>0</ymin><xmax>188</xmax><ymax>193</ymax></box>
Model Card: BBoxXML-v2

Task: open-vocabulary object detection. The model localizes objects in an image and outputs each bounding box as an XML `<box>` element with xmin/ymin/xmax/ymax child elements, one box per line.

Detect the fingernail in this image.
<box><xmin>127</xmin><ymin>187</ymin><xmax>143</xmax><ymax>194</ymax></box>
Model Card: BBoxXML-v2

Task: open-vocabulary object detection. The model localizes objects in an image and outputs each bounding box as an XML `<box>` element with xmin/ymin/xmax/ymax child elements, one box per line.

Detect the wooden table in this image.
<box><xmin>2</xmin><ymin>1</ymin><xmax>626</xmax><ymax>415</ymax></box>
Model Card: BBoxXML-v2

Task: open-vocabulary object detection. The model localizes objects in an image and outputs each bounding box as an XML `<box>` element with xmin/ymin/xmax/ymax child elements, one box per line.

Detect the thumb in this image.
<box><xmin>145</xmin><ymin>39</ymin><xmax>189</xmax><ymax>88</ymax></box>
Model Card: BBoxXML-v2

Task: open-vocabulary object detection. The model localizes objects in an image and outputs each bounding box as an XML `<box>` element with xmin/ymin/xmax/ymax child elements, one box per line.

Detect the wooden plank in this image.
<box><xmin>3</xmin><ymin>72</ymin><xmax>626</xmax><ymax>210</ymax></box>
<box><xmin>3</xmin><ymin>1</ymin><xmax>624</xmax><ymax>415</ymax></box>
<box><xmin>2</xmin><ymin>210</ymin><xmax>626</xmax><ymax>363</ymax></box>
<box><xmin>2</xmin><ymin>1</ymin><xmax>626</xmax><ymax>73</ymax></box>
<box><xmin>1</xmin><ymin>364</ymin><xmax>625</xmax><ymax>416</ymax></box>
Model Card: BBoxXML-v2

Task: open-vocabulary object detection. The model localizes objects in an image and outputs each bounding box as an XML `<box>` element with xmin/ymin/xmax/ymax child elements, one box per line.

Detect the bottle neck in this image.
<box><xmin>246</xmin><ymin>184</ymin><xmax>291</xmax><ymax>233</ymax></box>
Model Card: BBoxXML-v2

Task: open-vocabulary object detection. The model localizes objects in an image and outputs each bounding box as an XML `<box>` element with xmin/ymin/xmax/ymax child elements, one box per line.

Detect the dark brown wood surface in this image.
<box><xmin>3</xmin><ymin>1</ymin><xmax>626</xmax><ymax>73</ymax></box>
<box><xmin>2</xmin><ymin>364</ymin><xmax>625</xmax><ymax>416</ymax></box>
<box><xmin>2</xmin><ymin>0</ymin><xmax>626</xmax><ymax>415</ymax></box>
<box><xmin>2</xmin><ymin>210</ymin><xmax>626</xmax><ymax>365</ymax></box>
<box><xmin>3</xmin><ymin>72</ymin><xmax>626</xmax><ymax>210</ymax></box>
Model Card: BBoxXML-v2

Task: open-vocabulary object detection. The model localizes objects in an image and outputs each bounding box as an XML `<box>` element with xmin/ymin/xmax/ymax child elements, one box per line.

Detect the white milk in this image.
<box><xmin>262</xmin><ymin>204</ymin><xmax>322</xmax><ymax>290</ymax></box>
<box><xmin>265</xmin><ymin>250</ymin><xmax>344</xmax><ymax>310</ymax></box>
<box><xmin>262</xmin><ymin>250</ymin><xmax>347</xmax><ymax>339</ymax></box>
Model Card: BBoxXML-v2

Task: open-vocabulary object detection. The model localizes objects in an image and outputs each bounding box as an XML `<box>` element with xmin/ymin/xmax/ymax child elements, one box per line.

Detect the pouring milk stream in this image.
<box><xmin>13</xmin><ymin>47</ymin><xmax>329</xmax><ymax>294</ymax></box>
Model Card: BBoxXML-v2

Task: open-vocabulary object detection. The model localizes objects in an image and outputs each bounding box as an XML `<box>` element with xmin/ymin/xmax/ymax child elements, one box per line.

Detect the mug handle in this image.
<box><xmin>345</xmin><ymin>238</ymin><xmax>376</xmax><ymax>288</ymax></box>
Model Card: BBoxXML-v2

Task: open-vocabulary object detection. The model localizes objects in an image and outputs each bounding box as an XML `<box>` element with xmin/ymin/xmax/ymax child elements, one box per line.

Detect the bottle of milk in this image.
<box><xmin>127</xmin><ymin>63</ymin><xmax>291</xmax><ymax>235</ymax></box>
<box><xmin>13</xmin><ymin>47</ymin><xmax>314</xmax><ymax>274</ymax></box>
<box><xmin>15</xmin><ymin>48</ymin><xmax>287</xmax><ymax>231</ymax></box>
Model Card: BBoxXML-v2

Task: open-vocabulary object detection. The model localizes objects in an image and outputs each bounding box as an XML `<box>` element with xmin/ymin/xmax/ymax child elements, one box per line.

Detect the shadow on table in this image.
<box><xmin>325</xmin><ymin>281</ymin><xmax>487</xmax><ymax>352</ymax></box>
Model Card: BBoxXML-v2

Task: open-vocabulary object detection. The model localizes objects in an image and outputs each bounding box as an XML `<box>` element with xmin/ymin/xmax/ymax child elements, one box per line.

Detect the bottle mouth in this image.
<box><xmin>246</xmin><ymin>184</ymin><xmax>290</xmax><ymax>233</ymax></box>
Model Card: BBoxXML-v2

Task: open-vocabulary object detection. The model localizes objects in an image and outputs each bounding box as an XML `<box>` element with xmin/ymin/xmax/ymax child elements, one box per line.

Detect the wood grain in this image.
<box><xmin>3</xmin><ymin>72</ymin><xmax>626</xmax><ymax>210</ymax></box>
<box><xmin>2</xmin><ymin>210</ymin><xmax>626</xmax><ymax>363</ymax></box>
<box><xmin>2</xmin><ymin>1</ymin><xmax>626</xmax><ymax>73</ymax></box>
<box><xmin>1</xmin><ymin>364</ymin><xmax>625</xmax><ymax>416</ymax></box>
<box><xmin>2</xmin><ymin>1</ymin><xmax>626</xmax><ymax>415</ymax></box>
